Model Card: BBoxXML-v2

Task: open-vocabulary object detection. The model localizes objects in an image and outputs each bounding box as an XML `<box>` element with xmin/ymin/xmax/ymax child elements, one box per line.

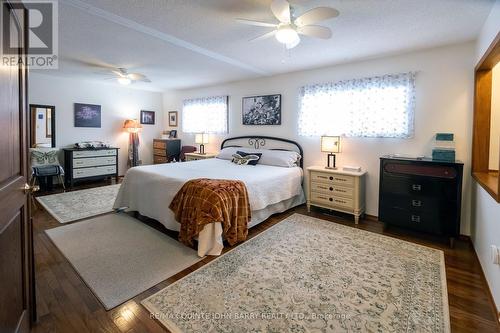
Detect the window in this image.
<box><xmin>298</xmin><ymin>72</ymin><xmax>416</xmax><ymax>138</ymax></box>
<box><xmin>182</xmin><ymin>96</ymin><xmax>228</xmax><ymax>134</ymax></box>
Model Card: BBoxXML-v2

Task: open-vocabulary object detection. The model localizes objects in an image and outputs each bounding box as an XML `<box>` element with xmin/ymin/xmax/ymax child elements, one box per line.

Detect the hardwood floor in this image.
<box><xmin>31</xmin><ymin>182</ymin><xmax>500</xmax><ymax>333</ymax></box>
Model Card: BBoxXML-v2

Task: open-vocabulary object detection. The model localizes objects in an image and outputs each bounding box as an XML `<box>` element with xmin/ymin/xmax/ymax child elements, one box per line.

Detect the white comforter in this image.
<box><xmin>114</xmin><ymin>158</ymin><xmax>304</xmax><ymax>255</ymax></box>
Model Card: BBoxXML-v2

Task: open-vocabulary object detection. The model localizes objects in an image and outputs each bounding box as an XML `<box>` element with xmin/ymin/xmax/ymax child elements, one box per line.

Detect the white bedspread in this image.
<box><xmin>114</xmin><ymin>159</ymin><xmax>304</xmax><ymax>255</ymax></box>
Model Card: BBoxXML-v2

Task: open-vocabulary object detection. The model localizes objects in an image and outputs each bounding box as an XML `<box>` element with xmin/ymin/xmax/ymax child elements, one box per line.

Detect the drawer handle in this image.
<box><xmin>411</xmin><ymin>215</ymin><xmax>421</xmax><ymax>223</ymax></box>
<box><xmin>329</xmin><ymin>198</ymin><xmax>333</xmax><ymax>202</ymax></box>
<box><xmin>329</xmin><ymin>187</ymin><xmax>333</xmax><ymax>191</ymax></box>
<box><xmin>412</xmin><ymin>184</ymin><xmax>422</xmax><ymax>191</ymax></box>
<box><xmin>329</xmin><ymin>176</ymin><xmax>333</xmax><ymax>180</ymax></box>
<box><xmin>335</xmin><ymin>178</ymin><xmax>346</xmax><ymax>182</ymax></box>
<box><xmin>335</xmin><ymin>199</ymin><xmax>346</xmax><ymax>204</ymax></box>
<box><xmin>412</xmin><ymin>200</ymin><xmax>422</xmax><ymax>207</ymax></box>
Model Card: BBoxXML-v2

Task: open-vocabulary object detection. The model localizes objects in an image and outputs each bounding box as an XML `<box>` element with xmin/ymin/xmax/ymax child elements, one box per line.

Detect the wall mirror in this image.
<box><xmin>473</xmin><ymin>32</ymin><xmax>500</xmax><ymax>202</ymax></box>
<box><xmin>30</xmin><ymin>104</ymin><xmax>56</xmax><ymax>148</ymax></box>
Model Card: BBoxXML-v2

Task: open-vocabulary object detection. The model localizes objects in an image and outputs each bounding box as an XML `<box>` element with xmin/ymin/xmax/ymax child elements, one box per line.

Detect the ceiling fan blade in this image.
<box><xmin>236</xmin><ymin>18</ymin><xmax>277</xmax><ymax>28</ymax></box>
<box><xmin>294</xmin><ymin>7</ymin><xmax>339</xmax><ymax>27</ymax></box>
<box><xmin>249</xmin><ymin>30</ymin><xmax>276</xmax><ymax>42</ymax></box>
<box><xmin>111</xmin><ymin>70</ymin><xmax>126</xmax><ymax>77</ymax></box>
<box><xmin>270</xmin><ymin>0</ymin><xmax>291</xmax><ymax>23</ymax></box>
<box><xmin>297</xmin><ymin>25</ymin><xmax>332</xmax><ymax>39</ymax></box>
<box><xmin>127</xmin><ymin>73</ymin><xmax>146</xmax><ymax>80</ymax></box>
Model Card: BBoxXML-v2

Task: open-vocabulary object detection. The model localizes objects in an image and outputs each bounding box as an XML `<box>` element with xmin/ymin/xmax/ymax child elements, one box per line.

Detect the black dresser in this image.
<box><xmin>378</xmin><ymin>156</ymin><xmax>463</xmax><ymax>246</ymax></box>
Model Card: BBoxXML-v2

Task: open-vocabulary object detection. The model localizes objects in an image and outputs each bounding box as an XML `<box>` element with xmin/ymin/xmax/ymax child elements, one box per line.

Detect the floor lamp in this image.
<box><xmin>123</xmin><ymin>119</ymin><xmax>142</xmax><ymax>167</ymax></box>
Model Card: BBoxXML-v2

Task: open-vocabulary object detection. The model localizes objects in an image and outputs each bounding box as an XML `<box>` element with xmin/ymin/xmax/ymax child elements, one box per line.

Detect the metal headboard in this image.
<box><xmin>220</xmin><ymin>136</ymin><xmax>304</xmax><ymax>168</ymax></box>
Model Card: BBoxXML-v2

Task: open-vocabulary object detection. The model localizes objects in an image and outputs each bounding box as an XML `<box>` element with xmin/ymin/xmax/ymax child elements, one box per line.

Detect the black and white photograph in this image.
<box><xmin>140</xmin><ymin>110</ymin><xmax>155</xmax><ymax>125</ymax></box>
<box><xmin>242</xmin><ymin>94</ymin><xmax>281</xmax><ymax>125</ymax></box>
<box><xmin>168</xmin><ymin>111</ymin><xmax>178</xmax><ymax>127</ymax></box>
<box><xmin>74</xmin><ymin>103</ymin><xmax>101</xmax><ymax>128</ymax></box>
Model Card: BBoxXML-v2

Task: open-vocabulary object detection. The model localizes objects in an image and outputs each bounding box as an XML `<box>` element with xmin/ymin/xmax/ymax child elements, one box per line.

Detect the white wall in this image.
<box><xmin>471</xmin><ymin>0</ymin><xmax>500</xmax><ymax>314</ymax></box>
<box><xmin>164</xmin><ymin>42</ymin><xmax>475</xmax><ymax>235</ymax></box>
<box><xmin>29</xmin><ymin>73</ymin><xmax>164</xmax><ymax>175</ymax></box>
<box><xmin>490</xmin><ymin>63</ymin><xmax>500</xmax><ymax>170</ymax></box>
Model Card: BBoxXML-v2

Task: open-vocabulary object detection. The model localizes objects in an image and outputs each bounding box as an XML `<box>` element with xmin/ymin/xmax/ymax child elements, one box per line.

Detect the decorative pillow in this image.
<box><xmin>231</xmin><ymin>153</ymin><xmax>261</xmax><ymax>166</ymax></box>
<box><xmin>218</xmin><ymin>147</ymin><xmax>301</xmax><ymax>167</ymax></box>
<box><xmin>30</xmin><ymin>148</ymin><xmax>60</xmax><ymax>167</ymax></box>
<box><xmin>236</xmin><ymin>151</ymin><xmax>262</xmax><ymax>165</ymax></box>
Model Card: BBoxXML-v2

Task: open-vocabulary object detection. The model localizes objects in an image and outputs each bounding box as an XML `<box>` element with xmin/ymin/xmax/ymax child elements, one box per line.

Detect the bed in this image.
<box><xmin>113</xmin><ymin>136</ymin><xmax>305</xmax><ymax>256</ymax></box>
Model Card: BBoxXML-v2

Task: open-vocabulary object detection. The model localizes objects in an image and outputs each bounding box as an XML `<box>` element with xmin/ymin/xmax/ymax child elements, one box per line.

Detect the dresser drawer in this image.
<box><xmin>311</xmin><ymin>181</ymin><xmax>353</xmax><ymax>198</ymax></box>
<box><xmin>73</xmin><ymin>156</ymin><xmax>116</xmax><ymax>168</ymax></box>
<box><xmin>72</xmin><ymin>149</ymin><xmax>116</xmax><ymax>158</ymax></box>
<box><xmin>154</xmin><ymin>149</ymin><xmax>166</xmax><ymax>157</ymax></box>
<box><xmin>153</xmin><ymin>140</ymin><xmax>167</xmax><ymax>149</ymax></box>
<box><xmin>154</xmin><ymin>156</ymin><xmax>168</xmax><ymax>164</ymax></box>
<box><xmin>310</xmin><ymin>171</ymin><xmax>354</xmax><ymax>187</ymax></box>
<box><xmin>311</xmin><ymin>192</ymin><xmax>353</xmax><ymax>209</ymax></box>
<box><xmin>379</xmin><ymin>206</ymin><xmax>447</xmax><ymax>235</ymax></box>
<box><xmin>380</xmin><ymin>174</ymin><xmax>457</xmax><ymax>200</ymax></box>
<box><xmin>379</xmin><ymin>193</ymin><xmax>457</xmax><ymax>214</ymax></box>
<box><xmin>73</xmin><ymin>165</ymin><xmax>116</xmax><ymax>179</ymax></box>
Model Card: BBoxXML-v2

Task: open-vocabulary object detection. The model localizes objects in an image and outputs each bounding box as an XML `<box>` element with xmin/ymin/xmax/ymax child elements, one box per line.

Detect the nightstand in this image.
<box><xmin>185</xmin><ymin>152</ymin><xmax>218</xmax><ymax>161</ymax></box>
<box><xmin>307</xmin><ymin>166</ymin><xmax>366</xmax><ymax>224</ymax></box>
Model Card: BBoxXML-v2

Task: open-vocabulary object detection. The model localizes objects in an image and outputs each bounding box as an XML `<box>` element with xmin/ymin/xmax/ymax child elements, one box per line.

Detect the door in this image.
<box><xmin>0</xmin><ymin>2</ymin><xmax>34</xmax><ymax>333</ymax></box>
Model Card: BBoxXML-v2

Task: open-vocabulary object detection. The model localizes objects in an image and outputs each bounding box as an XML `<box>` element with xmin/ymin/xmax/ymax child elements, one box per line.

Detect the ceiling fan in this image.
<box><xmin>108</xmin><ymin>68</ymin><xmax>151</xmax><ymax>85</ymax></box>
<box><xmin>236</xmin><ymin>0</ymin><xmax>339</xmax><ymax>49</ymax></box>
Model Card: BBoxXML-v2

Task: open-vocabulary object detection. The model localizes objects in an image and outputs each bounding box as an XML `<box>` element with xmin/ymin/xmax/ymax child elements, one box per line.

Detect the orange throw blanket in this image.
<box><xmin>169</xmin><ymin>178</ymin><xmax>251</xmax><ymax>247</ymax></box>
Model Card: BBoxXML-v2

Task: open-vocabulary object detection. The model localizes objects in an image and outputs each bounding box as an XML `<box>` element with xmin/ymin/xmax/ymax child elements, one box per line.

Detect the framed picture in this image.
<box><xmin>140</xmin><ymin>110</ymin><xmax>155</xmax><ymax>125</ymax></box>
<box><xmin>242</xmin><ymin>94</ymin><xmax>281</xmax><ymax>125</ymax></box>
<box><xmin>74</xmin><ymin>103</ymin><xmax>101</xmax><ymax>128</ymax></box>
<box><xmin>169</xmin><ymin>130</ymin><xmax>177</xmax><ymax>138</ymax></box>
<box><xmin>168</xmin><ymin>111</ymin><xmax>178</xmax><ymax>127</ymax></box>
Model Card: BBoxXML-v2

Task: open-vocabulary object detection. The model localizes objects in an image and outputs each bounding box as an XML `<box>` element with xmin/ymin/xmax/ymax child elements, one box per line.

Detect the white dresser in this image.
<box><xmin>307</xmin><ymin>166</ymin><xmax>366</xmax><ymax>224</ymax></box>
<box><xmin>63</xmin><ymin>148</ymin><xmax>119</xmax><ymax>187</ymax></box>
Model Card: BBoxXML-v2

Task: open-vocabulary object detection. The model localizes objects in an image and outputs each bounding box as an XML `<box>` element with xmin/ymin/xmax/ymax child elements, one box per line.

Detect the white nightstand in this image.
<box><xmin>185</xmin><ymin>152</ymin><xmax>218</xmax><ymax>161</ymax></box>
<box><xmin>307</xmin><ymin>166</ymin><xmax>366</xmax><ymax>224</ymax></box>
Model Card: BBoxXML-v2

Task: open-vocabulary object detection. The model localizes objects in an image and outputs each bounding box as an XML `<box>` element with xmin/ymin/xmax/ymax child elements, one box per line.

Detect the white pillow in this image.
<box><xmin>217</xmin><ymin>147</ymin><xmax>301</xmax><ymax>168</ymax></box>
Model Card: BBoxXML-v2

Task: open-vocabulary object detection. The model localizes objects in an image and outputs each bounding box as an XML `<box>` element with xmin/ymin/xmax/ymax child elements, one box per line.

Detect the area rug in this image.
<box><xmin>37</xmin><ymin>184</ymin><xmax>120</xmax><ymax>223</ymax></box>
<box><xmin>142</xmin><ymin>213</ymin><xmax>450</xmax><ymax>333</ymax></box>
<box><xmin>45</xmin><ymin>213</ymin><xmax>202</xmax><ymax>310</ymax></box>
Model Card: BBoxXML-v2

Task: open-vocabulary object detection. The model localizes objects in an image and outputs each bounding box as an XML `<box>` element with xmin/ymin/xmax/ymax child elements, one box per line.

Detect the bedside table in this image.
<box><xmin>185</xmin><ymin>152</ymin><xmax>218</xmax><ymax>161</ymax></box>
<box><xmin>307</xmin><ymin>166</ymin><xmax>366</xmax><ymax>224</ymax></box>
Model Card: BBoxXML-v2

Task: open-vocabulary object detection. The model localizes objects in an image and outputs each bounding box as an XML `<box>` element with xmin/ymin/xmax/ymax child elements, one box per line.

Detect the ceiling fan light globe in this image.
<box><xmin>286</xmin><ymin>34</ymin><xmax>300</xmax><ymax>49</ymax></box>
<box><xmin>275</xmin><ymin>25</ymin><xmax>299</xmax><ymax>45</ymax></box>
<box><xmin>118</xmin><ymin>77</ymin><xmax>131</xmax><ymax>85</ymax></box>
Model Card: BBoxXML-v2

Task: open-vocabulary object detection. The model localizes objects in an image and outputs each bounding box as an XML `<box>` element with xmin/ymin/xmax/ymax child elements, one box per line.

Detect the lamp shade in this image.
<box><xmin>321</xmin><ymin>136</ymin><xmax>341</xmax><ymax>153</ymax></box>
<box><xmin>195</xmin><ymin>133</ymin><xmax>209</xmax><ymax>144</ymax></box>
<box><xmin>123</xmin><ymin>119</ymin><xmax>142</xmax><ymax>133</ymax></box>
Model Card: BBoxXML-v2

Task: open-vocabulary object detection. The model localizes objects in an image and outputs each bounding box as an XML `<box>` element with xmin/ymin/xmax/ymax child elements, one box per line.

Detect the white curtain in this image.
<box><xmin>182</xmin><ymin>96</ymin><xmax>228</xmax><ymax>134</ymax></box>
<box><xmin>298</xmin><ymin>72</ymin><xmax>416</xmax><ymax>138</ymax></box>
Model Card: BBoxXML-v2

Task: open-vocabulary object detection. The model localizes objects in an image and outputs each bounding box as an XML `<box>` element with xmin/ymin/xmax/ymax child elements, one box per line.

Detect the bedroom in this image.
<box><xmin>1</xmin><ymin>0</ymin><xmax>500</xmax><ymax>332</ymax></box>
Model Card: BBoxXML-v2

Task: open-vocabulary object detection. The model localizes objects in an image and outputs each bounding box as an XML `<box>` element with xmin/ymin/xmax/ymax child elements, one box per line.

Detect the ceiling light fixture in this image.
<box><xmin>118</xmin><ymin>77</ymin><xmax>131</xmax><ymax>85</ymax></box>
<box><xmin>275</xmin><ymin>25</ymin><xmax>299</xmax><ymax>47</ymax></box>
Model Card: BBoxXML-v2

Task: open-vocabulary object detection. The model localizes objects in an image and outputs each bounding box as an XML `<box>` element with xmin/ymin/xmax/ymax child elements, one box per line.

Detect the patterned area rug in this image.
<box><xmin>37</xmin><ymin>184</ymin><xmax>120</xmax><ymax>223</ymax></box>
<box><xmin>142</xmin><ymin>213</ymin><xmax>450</xmax><ymax>333</ymax></box>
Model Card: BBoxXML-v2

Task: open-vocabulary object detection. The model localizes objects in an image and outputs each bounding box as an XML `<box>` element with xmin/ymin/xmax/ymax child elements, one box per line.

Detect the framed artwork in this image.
<box><xmin>169</xmin><ymin>130</ymin><xmax>177</xmax><ymax>138</ymax></box>
<box><xmin>140</xmin><ymin>110</ymin><xmax>155</xmax><ymax>125</ymax></box>
<box><xmin>242</xmin><ymin>94</ymin><xmax>281</xmax><ymax>125</ymax></box>
<box><xmin>74</xmin><ymin>103</ymin><xmax>101</xmax><ymax>128</ymax></box>
<box><xmin>168</xmin><ymin>111</ymin><xmax>178</xmax><ymax>127</ymax></box>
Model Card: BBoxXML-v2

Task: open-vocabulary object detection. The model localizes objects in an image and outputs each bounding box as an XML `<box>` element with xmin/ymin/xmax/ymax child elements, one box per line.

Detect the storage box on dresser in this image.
<box><xmin>307</xmin><ymin>166</ymin><xmax>366</xmax><ymax>224</ymax></box>
<box><xmin>63</xmin><ymin>148</ymin><xmax>119</xmax><ymax>187</ymax></box>
<box><xmin>153</xmin><ymin>139</ymin><xmax>181</xmax><ymax>164</ymax></box>
<box><xmin>378</xmin><ymin>156</ymin><xmax>463</xmax><ymax>247</ymax></box>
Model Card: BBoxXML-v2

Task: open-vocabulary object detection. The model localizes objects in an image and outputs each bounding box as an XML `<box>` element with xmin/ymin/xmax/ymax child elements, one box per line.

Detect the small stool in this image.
<box><xmin>32</xmin><ymin>165</ymin><xmax>65</xmax><ymax>191</ymax></box>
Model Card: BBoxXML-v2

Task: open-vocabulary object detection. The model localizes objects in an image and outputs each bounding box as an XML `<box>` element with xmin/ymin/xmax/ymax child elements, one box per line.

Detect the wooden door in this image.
<box><xmin>0</xmin><ymin>2</ymin><xmax>34</xmax><ymax>332</ymax></box>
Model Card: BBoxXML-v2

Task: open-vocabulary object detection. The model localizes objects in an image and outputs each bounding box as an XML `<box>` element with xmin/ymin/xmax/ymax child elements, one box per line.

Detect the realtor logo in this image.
<box><xmin>1</xmin><ymin>0</ymin><xmax>58</xmax><ymax>69</ymax></box>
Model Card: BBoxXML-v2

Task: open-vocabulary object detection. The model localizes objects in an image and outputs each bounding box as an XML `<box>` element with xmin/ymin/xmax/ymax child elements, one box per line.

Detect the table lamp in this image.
<box><xmin>195</xmin><ymin>133</ymin><xmax>209</xmax><ymax>155</ymax></box>
<box><xmin>321</xmin><ymin>136</ymin><xmax>341</xmax><ymax>169</ymax></box>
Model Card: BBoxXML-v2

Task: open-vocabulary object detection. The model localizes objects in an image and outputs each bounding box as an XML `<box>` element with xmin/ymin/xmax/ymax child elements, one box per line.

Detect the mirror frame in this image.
<box><xmin>30</xmin><ymin>104</ymin><xmax>56</xmax><ymax>148</ymax></box>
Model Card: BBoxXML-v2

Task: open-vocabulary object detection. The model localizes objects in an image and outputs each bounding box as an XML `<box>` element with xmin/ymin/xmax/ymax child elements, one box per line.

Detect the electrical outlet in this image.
<box><xmin>491</xmin><ymin>245</ymin><xmax>500</xmax><ymax>265</ymax></box>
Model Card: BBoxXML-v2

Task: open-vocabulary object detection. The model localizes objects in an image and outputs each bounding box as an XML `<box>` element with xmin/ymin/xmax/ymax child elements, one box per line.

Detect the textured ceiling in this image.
<box><xmin>36</xmin><ymin>0</ymin><xmax>494</xmax><ymax>91</ymax></box>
